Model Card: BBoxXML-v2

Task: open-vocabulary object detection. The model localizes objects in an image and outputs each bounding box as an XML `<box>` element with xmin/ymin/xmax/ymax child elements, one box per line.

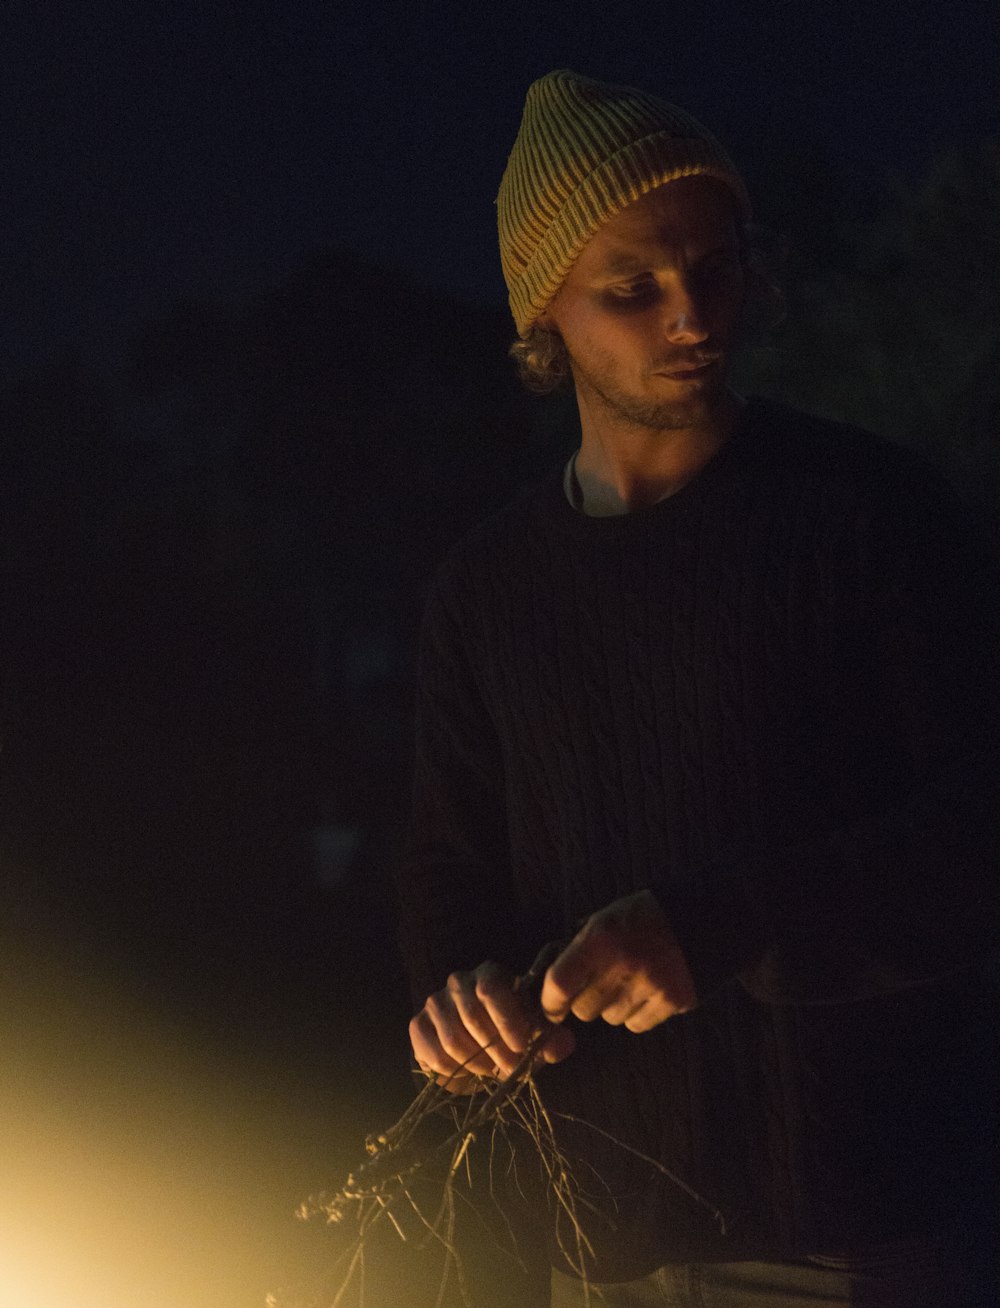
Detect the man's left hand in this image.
<box><xmin>540</xmin><ymin>889</ymin><xmax>697</xmax><ymax>1032</ymax></box>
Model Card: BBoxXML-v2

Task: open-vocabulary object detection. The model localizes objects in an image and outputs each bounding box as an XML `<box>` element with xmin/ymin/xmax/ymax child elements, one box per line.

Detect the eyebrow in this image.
<box><xmin>598</xmin><ymin>240</ymin><xmax>740</xmax><ymax>280</ymax></box>
<box><xmin>601</xmin><ymin>250</ymin><xmax>649</xmax><ymax>277</ymax></box>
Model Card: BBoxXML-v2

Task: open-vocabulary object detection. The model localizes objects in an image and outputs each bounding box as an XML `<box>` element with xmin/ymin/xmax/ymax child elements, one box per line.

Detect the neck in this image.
<box><xmin>572</xmin><ymin>386</ymin><xmax>745</xmax><ymax>516</ymax></box>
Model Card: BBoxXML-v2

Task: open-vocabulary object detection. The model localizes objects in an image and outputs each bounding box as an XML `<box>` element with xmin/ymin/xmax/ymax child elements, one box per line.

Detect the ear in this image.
<box><xmin>535</xmin><ymin>290</ymin><xmax>564</xmax><ymax>334</ymax></box>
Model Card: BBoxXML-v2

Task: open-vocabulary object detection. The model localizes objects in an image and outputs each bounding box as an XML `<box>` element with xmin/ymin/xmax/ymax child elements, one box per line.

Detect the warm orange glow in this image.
<box><xmin>0</xmin><ymin>926</ymin><xmax>347</xmax><ymax>1308</ymax></box>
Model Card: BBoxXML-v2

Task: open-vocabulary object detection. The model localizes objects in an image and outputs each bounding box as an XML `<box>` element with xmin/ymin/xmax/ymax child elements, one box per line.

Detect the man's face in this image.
<box><xmin>539</xmin><ymin>176</ymin><xmax>747</xmax><ymax>431</ymax></box>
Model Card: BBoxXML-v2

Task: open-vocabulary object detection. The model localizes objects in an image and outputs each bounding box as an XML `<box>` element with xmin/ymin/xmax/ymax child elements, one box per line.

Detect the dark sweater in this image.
<box><xmin>396</xmin><ymin>397</ymin><xmax>999</xmax><ymax>1279</ymax></box>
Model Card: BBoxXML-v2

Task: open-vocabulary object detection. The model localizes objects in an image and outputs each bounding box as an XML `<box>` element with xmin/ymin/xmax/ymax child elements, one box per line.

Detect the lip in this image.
<box><xmin>656</xmin><ymin>359</ymin><xmax>719</xmax><ymax>379</ymax></box>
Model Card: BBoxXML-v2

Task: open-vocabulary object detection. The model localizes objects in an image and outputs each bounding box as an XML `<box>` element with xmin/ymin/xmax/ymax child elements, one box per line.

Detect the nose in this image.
<box><xmin>663</xmin><ymin>280</ymin><xmax>709</xmax><ymax>345</ymax></box>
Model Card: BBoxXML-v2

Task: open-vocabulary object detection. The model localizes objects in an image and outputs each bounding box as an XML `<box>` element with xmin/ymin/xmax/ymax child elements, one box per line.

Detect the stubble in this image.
<box><xmin>568</xmin><ymin>349</ymin><xmax>727</xmax><ymax>434</ymax></box>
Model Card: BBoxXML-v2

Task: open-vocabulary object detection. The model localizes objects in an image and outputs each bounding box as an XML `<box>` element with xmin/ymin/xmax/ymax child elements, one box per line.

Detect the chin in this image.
<box><xmin>621</xmin><ymin>386</ymin><xmax>723</xmax><ymax>431</ymax></box>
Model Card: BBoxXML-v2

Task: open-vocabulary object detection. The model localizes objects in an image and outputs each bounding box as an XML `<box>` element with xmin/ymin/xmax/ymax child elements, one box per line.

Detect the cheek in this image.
<box><xmin>583</xmin><ymin>313</ymin><xmax>657</xmax><ymax>360</ymax></box>
<box><xmin>561</xmin><ymin>313</ymin><xmax>621</xmax><ymax>362</ymax></box>
<box><xmin>557</xmin><ymin>298</ymin><xmax>664</xmax><ymax>372</ymax></box>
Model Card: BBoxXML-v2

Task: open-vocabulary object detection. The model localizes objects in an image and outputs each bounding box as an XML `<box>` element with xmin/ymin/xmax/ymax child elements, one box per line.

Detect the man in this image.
<box><xmin>396</xmin><ymin>70</ymin><xmax>998</xmax><ymax>1306</ymax></box>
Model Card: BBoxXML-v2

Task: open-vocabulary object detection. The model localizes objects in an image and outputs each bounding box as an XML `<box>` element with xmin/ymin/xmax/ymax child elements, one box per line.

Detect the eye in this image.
<box><xmin>603</xmin><ymin>279</ymin><xmax>658</xmax><ymax>306</ymax></box>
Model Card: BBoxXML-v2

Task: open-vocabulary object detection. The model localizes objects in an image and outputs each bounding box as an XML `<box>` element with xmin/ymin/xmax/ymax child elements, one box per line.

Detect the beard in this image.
<box><xmin>567</xmin><ymin>348</ymin><xmax>730</xmax><ymax>432</ymax></box>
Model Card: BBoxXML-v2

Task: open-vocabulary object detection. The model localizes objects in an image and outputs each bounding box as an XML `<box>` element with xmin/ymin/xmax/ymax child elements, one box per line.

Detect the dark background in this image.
<box><xmin>1</xmin><ymin>2</ymin><xmax>997</xmax><ymax>1305</ymax></box>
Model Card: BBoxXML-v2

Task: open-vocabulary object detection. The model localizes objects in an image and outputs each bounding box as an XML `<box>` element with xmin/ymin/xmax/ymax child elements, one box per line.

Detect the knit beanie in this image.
<box><xmin>497</xmin><ymin>69</ymin><xmax>751</xmax><ymax>337</ymax></box>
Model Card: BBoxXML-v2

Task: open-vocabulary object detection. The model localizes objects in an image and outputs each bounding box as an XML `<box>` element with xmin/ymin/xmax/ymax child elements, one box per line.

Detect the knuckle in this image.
<box><xmin>438</xmin><ymin>1035</ymin><xmax>463</xmax><ymax>1064</ymax></box>
<box><xmin>438</xmin><ymin>1028</ymin><xmax>473</xmax><ymax>1065</ymax></box>
<box><xmin>474</xmin><ymin>973</ymin><xmax>503</xmax><ymax>1001</ymax></box>
<box><xmin>578</xmin><ymin>921</ymin><xmax>613</xmax><ymax>957</ymax></box>
<box><xmin>574</xmin><ymin>916</ymin><xmax>599</xmax><ymax>943</ymax></box>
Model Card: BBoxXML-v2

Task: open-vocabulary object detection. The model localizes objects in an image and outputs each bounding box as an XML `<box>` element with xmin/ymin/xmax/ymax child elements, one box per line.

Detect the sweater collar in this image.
<box><xmin>551</xmin><ymin>394</ymin><xmax>767</xmax><ymax>533</ymax></box>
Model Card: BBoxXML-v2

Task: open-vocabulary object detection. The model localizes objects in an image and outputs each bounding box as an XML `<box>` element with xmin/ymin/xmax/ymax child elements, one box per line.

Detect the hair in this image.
<box><xmin>508</xmin><ymin>325</ymin><xmax>572</xmax><ymax>393</ymax></box>
<box><xmin>508</xmin><ymin>219</ymin><xmax>786</xmax><ymax>394</ymax></box>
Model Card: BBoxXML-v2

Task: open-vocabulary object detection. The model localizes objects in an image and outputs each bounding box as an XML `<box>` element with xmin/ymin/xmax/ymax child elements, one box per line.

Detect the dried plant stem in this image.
<box><xmin>285</xmin><ymin>998</ymin><xmax>728</xmax><ymax>1308</ymax></box>
<box><xmin>553</xmin><ymin>1112</ymin><xmax>728</xmax><ymax>1236</ymax></box>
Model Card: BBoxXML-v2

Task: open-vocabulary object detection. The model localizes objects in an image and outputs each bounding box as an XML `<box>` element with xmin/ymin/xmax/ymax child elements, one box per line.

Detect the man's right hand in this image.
<box><xmin>408</xmin><ymin>960</ymin><xmax>576</xmax><ymax>1094</ymax></box>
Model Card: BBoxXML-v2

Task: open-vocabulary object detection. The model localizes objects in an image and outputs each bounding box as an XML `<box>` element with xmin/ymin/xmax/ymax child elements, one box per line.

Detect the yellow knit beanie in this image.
<box><xmin>497</xmin><ymin>69</ymin><xmax>751</xmax><ymax>337</ymax></box>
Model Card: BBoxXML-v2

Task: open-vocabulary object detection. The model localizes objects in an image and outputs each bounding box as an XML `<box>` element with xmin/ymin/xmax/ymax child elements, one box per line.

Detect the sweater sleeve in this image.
<box><xmin>668</xmin><ymin>465</ymin><xmax>1000</xmax><ymax>1006</ymax></box>
<box><xmin>394</xmin><ymin>561</ymin><xmax>527</xmax><ymax>1009</ymax></box>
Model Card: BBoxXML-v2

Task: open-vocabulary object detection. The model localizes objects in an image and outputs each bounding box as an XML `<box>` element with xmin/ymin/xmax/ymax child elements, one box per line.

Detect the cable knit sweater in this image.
<box><xmin>396</xmin><ymin>397</ymin><xmax>998</xmax><ymax>1279</ymax></box>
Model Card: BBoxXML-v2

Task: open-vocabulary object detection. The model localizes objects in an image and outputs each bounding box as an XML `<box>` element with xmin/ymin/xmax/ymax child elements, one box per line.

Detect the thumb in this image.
<box><xmin>516</xmin><ymin>939</ymin><xmax>567</xmax><ymax>1009</ymax></box>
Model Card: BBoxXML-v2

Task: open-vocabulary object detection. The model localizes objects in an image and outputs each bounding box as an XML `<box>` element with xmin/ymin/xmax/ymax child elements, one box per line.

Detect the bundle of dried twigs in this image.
<box><xmin>272</xmin><ymin>953</ymin><xmax>726</xmax><ymax>1308</ymax></box>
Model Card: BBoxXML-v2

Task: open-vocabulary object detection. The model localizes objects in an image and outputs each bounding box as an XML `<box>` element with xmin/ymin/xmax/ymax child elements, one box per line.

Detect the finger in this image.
<box><xmin>540</xmin><ymin>933</ymin><xmax>606</xmax><ymax>1021</ymax></box>
<box><xmin>473</xmin><ymin>963</ymin><xmax>534</xmax><ymax>1061</ymax></box>
<box><xmin>624</xmin><ymin>996</ymin><xmax>669</xmax><ymax>1033</ymax></box>
<box><xmin>422</xmin><ymin>991</ymin><xmax>499</xmax><ymax>1077</ymax></box>
<box><xmin>567</xmin><ymin>972</ymin><xmax>630</xmax><ymax>1023</ymax></box>
<box><xmin>412</xmin><ymin>1043</ymin><xmax>481</xmax><ymax>1095</ymax></box>
<box><xmin>518</xmin><ymin>939</ymin><xmax>565</xmax><ymax>1008</ymax></box>
<box><xmin>528</xmin><ymin>940</ymin><xmax>565</xmax><ymax>976</ymax></box>
<box><xmin>434</xmin><ymin>1065</ymin><xmax>482</xmax><ymax>1095</ymax></box>
<box><xmin>598</xmin><ymin>983</ymin><xmax>651</xmax><ymax>1027</ymax></box>
<box><xmin>449</xmin><ymin>974</ymin><xmax>523</xmax><ymax>1077</ymax></box>
<box><xmin>536</xmin><ymin>1022</ymin><xmax>577</xmax><ymax>1064</ymax></box>
<box><xmin>410</xmin><ymin>1010</ymin><xmax>472</xmax><ymax>1090</ymax></box>
<box><xmin>409</xmin><ymin>1008</ymin><xmax>470</xmax><ymax>1081</ymax></box>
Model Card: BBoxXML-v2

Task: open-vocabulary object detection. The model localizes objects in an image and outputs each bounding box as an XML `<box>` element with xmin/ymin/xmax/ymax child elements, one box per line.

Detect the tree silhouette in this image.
<box><xmin>739</xmin><ymin>142</ymin><xmax>1000</xmax><ymax>506</ymax></box>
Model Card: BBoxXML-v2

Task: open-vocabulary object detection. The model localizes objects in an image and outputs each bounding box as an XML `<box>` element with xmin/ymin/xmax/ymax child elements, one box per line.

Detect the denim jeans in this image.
<box><xmin>549</xmin><ymin>1233</ymin><xmax>997</xmax><ymax>1307</ymax></box>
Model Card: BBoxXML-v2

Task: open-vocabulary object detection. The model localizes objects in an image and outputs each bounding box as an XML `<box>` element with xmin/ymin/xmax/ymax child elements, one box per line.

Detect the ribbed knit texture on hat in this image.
<box><xmin>497</xmin><ymin>69</ymin><xmax>751</xmax><ymax>336</ymax></box>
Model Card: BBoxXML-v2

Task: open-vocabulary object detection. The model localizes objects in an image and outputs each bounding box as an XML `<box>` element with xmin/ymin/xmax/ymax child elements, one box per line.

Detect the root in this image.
<box><xmin>279</xmin><ymin>961</ymin><xmax>728</xmax><ymax>1307</ymax></box>
<box><xmin>552</xmin><ymin>1112</ymin><xmax>728</xmax><ymax>1237</ymax></box>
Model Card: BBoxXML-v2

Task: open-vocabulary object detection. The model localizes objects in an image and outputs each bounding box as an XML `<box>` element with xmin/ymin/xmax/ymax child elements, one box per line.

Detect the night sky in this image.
<box><xmin>8</xmin><ymin>0</ymin><xmax>998</xmax><ymax>371</ymax></box>
<box><xmin>2</xmin><ymin>4</ymin><xmax>998</xmax><ymax>1307</ymax></box>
